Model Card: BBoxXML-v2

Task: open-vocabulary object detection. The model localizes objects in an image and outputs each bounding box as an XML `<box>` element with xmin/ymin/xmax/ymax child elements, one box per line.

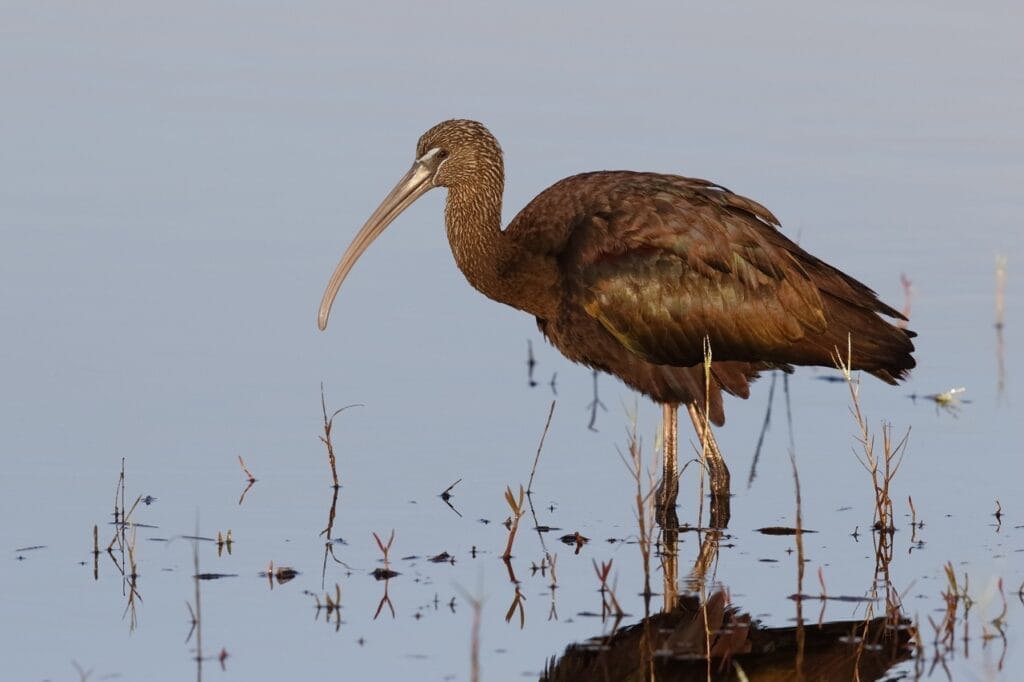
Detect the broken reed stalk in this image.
<box><xmin>319</xmin><ymin>384</ymin><xmax>362</xmax><ymax>489</ymax></box>
<box><xmin>373</xmin><ymin>529</ymin><xmax>395</xmax><ymax>571</ymax></box>
<box><xmin>593</xmin><ymin>559</ymin><xmax>625</xmax><ymax>622</ymax></box>
<box><xmin>833</xmin><ymin>337</ymin><xmax>909</xmax><ymax>535</ymax></box>
<box><xmin>237</xmin><ymin>456</ymin><xmax>255</xmax><ymax>483</ymax></box>
<box><xmin>526</xmin><ymin>400</ymin><xmax>556</xmax><ymax>494</ymax></box>
<box><xmin>502</xmin><ymin>485</ymin><xmax>526</xmax><ymax>560</ymax></box>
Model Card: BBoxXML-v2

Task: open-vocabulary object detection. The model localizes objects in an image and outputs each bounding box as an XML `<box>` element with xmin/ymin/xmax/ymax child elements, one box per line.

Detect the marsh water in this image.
<box><xmin>3</xmin><ymin>2</ymin><xmax>1022</xmax><ymax>680</ymax></box>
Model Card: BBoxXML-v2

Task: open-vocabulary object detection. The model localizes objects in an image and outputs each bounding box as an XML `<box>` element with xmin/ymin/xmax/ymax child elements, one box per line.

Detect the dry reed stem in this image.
<box><xmin>319</xmin><ymin>384</ymin><xmax>362</xmax><ymax>489</ymax></box>
<box><xmin>617</xmin><ymin>408</ymin><xmax>657</xmax><ymax>598</ymax></box>
<box><xmin>526</xmin><ymin>401</ymin><xmax>556</xmax><ymax>494</ymax></box>
<box><xmin>789</xmin><ymin>447</ymin><xmax>806</xmax><ymax>679</ymax></box>
<box><xmin>833</xmin><ymin>337</ymin><xmax>909</xmax><ymax>536</ymax></box>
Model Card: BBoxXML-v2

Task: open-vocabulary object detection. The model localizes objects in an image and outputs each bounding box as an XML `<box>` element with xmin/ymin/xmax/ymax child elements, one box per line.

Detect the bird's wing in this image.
<box><xmin>562</xmin><ymin>174</ymin><xmax>831</xmax><ymax>367</ymax></box>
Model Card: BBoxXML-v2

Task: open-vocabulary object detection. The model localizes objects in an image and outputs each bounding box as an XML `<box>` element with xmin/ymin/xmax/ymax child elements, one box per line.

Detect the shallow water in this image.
<box><xmin>3</xmin><ymin>2</ymin><xmax>1023</xmax><ymax>680</ymax></box>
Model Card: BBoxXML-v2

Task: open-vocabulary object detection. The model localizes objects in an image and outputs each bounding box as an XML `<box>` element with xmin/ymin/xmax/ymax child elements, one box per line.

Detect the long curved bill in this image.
<box><xmin>317</xmin><ymin>159</ymin><xmax>436</xmax><ymax>330</ymax></box>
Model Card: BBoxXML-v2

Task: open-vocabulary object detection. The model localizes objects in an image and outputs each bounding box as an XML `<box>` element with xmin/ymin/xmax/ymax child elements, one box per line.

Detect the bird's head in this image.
<box><xmin>415</xmin><ymin>119</ymin><xmax>503</xmax><ymax>190</ymax></box>
<box><xmin>317</xmin><ymin>119</ymin><xmax>502</xmax><ymax>331</ymax></box>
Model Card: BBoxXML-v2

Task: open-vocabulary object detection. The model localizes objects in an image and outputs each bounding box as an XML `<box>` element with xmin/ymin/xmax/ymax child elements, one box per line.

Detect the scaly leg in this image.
<box><xmin>655</xmin><ymin>403</ymin><xmax>680</xmax><ymax>528</ymax></box>
<box><xmin>687</xmin><ymin>402</ymin><xmax>731</xmax><ymax>527</ymax></box>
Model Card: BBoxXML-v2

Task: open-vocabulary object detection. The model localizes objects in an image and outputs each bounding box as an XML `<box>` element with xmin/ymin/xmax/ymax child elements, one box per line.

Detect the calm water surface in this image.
<box><xmin>2</xmin><ymin>2</ymin><xmax>1022</xmax><ymax>680</ymax></box>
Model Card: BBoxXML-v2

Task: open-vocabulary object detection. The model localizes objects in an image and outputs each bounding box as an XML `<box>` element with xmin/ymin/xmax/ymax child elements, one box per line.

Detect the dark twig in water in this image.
<box><xmin>189</xmin><ymin>525</ymin><xmax>203</xmax><ymax>682</ymax></box>
<box><xmin>441</xmin><ymin>478</ymin><xmax>462</xmax><ymax>501</ymax></box>
<box><xmin>549</xmin><ymin>372</ymin><xmax>558</xmax><ymax>396</ymax></box>
<box><xmin>909</xmin><ymin>496</ymin><xmax>920</xmax><ymax>545</ymax></box>
<box><xmin>527</xmin><ymin>339</ymin><xmax>538</xmax><ymax>387</ymax></box>
<box><xmin>319</xmin><ymin>483</ymin><xmax>356</xmax><ymax>585</ymax></box>
<box><xmin>747</xmin><ymin>371</ymin><xmax>778</xmax><ymax>488</ymax></box>
<box><xmin>525</xmin><ymin>402</ymin><xmax>556</xmax><ymax>556</ymax></box>
<box><xmin>783</xmin><ymin>372</ymin><xmax>795</xmax><ymax>453</ymax></box>
<box><xmin>92</xmin><ymin>525</ymin><xmax>100</xmax><ymax>581</ymax></box>
<box><xmin>586</xmin><ymin>370</ymin><xmax>606</xmax><ymax>432</ymax></box>
<box><xmin>440</xmin><ymin>478</ymin><xmax>464</xmax><ymax>517</ymax></box>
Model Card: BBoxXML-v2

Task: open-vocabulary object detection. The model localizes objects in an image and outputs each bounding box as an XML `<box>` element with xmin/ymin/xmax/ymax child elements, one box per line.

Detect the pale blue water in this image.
<box><xmin>2</xmin><ymin>2</ymin><xmax>1022</xmax><ymax>680</ymax></box>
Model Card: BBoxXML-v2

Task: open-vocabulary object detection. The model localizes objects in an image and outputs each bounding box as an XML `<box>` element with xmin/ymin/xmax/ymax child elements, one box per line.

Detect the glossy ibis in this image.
<box><xmin>318</xmin><ymin>120</ymin><xmax>915</xmax><ymax>525</ymax></box>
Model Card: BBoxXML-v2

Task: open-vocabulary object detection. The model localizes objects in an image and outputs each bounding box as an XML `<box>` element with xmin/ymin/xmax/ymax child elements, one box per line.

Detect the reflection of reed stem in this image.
<box><xmin>995</xmin><ymin>254</ymin><xmax>1007</xmax><ymax>397</ymax></box>
<box><xmin>191</xmin><ymin>531</ymin><xmax>203</xmax><ymax>682</ymax></box>
<box><xmin>789</xmin><ymin>447</ymin><xmax>806</xmax><ymax>678</ymax></box>
<box><xmin>994</xmin><ymin>254</ymin><xmax>1007</xmax><ymax>329</ymax></box>
<box><xmin>467</xmin><ymin>592</ymin><xmax>482</xmax><ymax>682</ymax></box>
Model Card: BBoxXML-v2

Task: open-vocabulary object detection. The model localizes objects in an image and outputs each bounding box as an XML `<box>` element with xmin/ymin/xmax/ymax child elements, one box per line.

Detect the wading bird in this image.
<box><xmin>318</xmin><ymin>120</ymin><xmax>915</xmax><ymax>526</ymax></box>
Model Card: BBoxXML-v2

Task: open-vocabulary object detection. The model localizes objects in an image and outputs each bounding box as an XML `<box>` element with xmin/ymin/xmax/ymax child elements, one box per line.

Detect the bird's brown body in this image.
<box><xmin>493</xmin><ymin>170</ymin><xmax>915</xmax><ymax>424</ymax></box>
<box><xmin>318</xmin><ymin>119</ymin><xmax>915</xmax><ymax>521</ymax></box>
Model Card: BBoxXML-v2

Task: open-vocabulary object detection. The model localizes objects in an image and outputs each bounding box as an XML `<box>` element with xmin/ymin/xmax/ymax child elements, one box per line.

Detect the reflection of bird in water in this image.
<box><xmin>541</xmin><ymin>590</ymin><xmax>914</xmax><ymax>681</ymax></box>
<box><xmin>318</xmin><ymin>120</ymin><xmax>915</xmax><ymax>523</ymax></box>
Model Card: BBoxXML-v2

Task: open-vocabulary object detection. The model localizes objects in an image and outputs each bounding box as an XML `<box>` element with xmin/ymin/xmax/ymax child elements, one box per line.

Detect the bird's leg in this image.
<box><xmin>686</xmin><ymin>403</ymin><xmax>731</xmax><ymax>528</ymax></box>
<box><xmin>655</xmin><ymin>403</ymin><xmax>680</xmax><ymax>530</ymax></box>
<box><xmin>656</xmin><ymin>403</ymin><xmax>681</xmax><ymax>607</ymax></box>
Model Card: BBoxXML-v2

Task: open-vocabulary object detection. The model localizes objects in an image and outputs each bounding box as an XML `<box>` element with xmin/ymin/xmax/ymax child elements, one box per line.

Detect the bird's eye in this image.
<box><xmin>437</xmin><ymin>149</ymin><xmax>449</xmax><ymax>159</ymax></box>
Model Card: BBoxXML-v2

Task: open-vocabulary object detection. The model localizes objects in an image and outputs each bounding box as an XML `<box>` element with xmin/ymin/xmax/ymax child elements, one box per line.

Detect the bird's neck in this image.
<box><xmin>445</xmin><ymin>181</ymin><xmax>557</xmax><ymax>319</ymax></box>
